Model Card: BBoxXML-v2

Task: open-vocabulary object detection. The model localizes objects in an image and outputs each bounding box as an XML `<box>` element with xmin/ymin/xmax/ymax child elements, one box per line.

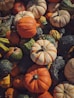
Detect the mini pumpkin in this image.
<box><xmin>23</xmin><ymin>65</ymin><xmax>52</xmax><ymax>93</ymax></box>
<box><xmin>13</xmin><ymin>2</ymin><xmax>25</xmax><ymax>14</ymax></box>
<box><xmin>17</xmin><ymin>94</ymin><xmax>29</xmax><ymax>98</ymax></box>
<box><xmin>16</xmin><ymin>16</ymin><xmax>37</xmax><ymax>38</ymax></box>
<box><xmin>38</xmin><ymin>91</ymin><xmax>53</xmax><ymax>98</ymax></box>
<box><xmin>30</xmin><ymin>39</ymin><xmax>57</xmax><ymax>65</ymax></box>
<box><xmin>27</xmin><ymin>0</ymin><xmax>47</xmax><ymax>19</ymax></box>
<box><xmin>64</xmin><ymin>58</ymin><xmax>74</xmax><ymax>83</ymax></box>
<box><xmin>53</xmin><ymin>82</ymin><xmax>74</xmax><ymax>98</ymax></box>
<box><xmin>50</xmin><ymin>10</ymin><xmax>70</xmax><ymax>28</ymax></box>
<box><xmin>0</xmin><ymin>0</ymin><xmax>15</xmax><ymax>11</ymax></box>
<box><xmin>14</xmin><ymin>11</ymin><xmax>34</xmax><ymax>24</ymax></box>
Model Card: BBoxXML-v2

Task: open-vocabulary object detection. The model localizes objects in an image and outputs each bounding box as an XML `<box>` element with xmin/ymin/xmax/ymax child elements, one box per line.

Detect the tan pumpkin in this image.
<box><xmin>50</xmin><ymin>10</ymin><xmax>70</xmax><ymax>27</ymax></box>
<box><xmin>14</xmin><ymin>11</ymin><xmax>34</xmax><ymax>24</ymax></box>
<box><xmin>64</xmin><ymin>58</ymin><xmax>74</xmax><ymax>83</ymax></box>
<box><xmin>54</xmin><ymin>82</ymin><xmax>74</xmax><ymax>98</ymax></box>
<box><xmin>27</xmin><ymin>0</ymin><xmax>47</xmax><ymax>19</ymax></box>
<box><xmin>30</xmin><ymin>39</ymin><xmax>57</xmax><ymax>65</ymax></box>
<box><xmin>0</xmin><ymin>0</ymin><xmax>15</xmax><ymax>11</ymax></box>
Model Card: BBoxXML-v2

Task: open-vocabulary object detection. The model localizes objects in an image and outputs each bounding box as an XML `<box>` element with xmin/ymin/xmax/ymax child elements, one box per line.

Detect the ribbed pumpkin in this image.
<box><xmin>50</xmin><ymin>10</ymin><xmax>70</xmax><ymax>28</ymax></box>
<box><xmin>64</xmin><ymin>58</ymin><xmax>74</xmax><ymax>83</ymax></box>
<box><xmin>53</xmin><ymin>82</ymin><xmax>74</xmax><ymax>98</ymax></box>
<box><xmin>30</xmin><ymin>39</ymin><xmax>57</xmax><ymax>65</ymax></box>
<box><xmin>23</xmin><ymin>65</ymin><xmax>52</xmax><ymax>93</ymax></box>
<box><xmin>27</xmin><ymin>0</ymin><xmax>47</xmax><ymax>19</ymax></box>
<box><xmin>14</xmin><ymin>11</ymin><xmax>34</xmax><ymax>24</ymax></box>
<box><xmin>16</xmin><ymin>16</ymin><xmax>37</xmax><ymax>38</ymax></box>
<box><xmin>0</xmin><ymin>0</ymin><xmax>15</xmax><ymax>11</ymax></box>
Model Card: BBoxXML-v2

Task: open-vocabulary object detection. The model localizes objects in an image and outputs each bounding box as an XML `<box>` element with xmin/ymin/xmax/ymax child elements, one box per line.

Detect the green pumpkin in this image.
<box><xmin>0</xmin><ymin>59</ymin><xmax>13</xmax><ymax>79</ymax></box>
<box><xmin>60</xmin><ymin>0</ymin><xmax>74</xmax><ymax>16</ymax></box>
<box><xmin>17</xmin><ymin>94</ymin><xmax>29</xmax><ymax>98</ymax></box>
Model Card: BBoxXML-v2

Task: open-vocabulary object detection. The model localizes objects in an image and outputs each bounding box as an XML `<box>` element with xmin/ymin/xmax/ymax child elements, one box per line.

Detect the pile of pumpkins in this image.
<box><xmin>0</xmin><ymin>0</ymin><xmax>74</xmax><ymax>98</ymax></box>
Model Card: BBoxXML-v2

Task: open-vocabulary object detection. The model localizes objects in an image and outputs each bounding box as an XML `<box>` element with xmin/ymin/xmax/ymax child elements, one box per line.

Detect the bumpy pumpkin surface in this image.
<box><xmin>64</xmin><ymin>58</ymin><xmax>74</xmax><ymax>83</ymax></box>
<box><xmin>54</xmin><ymin>82</ymin><xmax>74</xmax><ymax>98</ymax></box>
<box><xmin>27</xmin><ymin>0</ymin><xmax>47</xmax><ymax>19</ymax></box>
<box><xmin>30</xmin><ymin>39</ymin><xmax>57</xmax><ymax>65</ymax></box>
<box><xmin>16</xmin><ymin>17</ymin><xmax>37</xmax><ymax>38</ymax></box>
<box><xmin>23</xmin><ymin>65</ymin><xmax>52</xmax><ymax>93</ymax></box>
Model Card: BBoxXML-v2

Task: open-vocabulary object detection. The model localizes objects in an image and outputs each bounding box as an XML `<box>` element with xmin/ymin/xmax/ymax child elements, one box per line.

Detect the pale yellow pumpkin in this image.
<box><xmin>30</xmin><ymin>39</ymin><xmax>57</xmax><ymax>65</ymax></box>
<box><xmin>27</xmin><ymin>0</ymin><xmax>47</xmax><ymax>19</ymax></box>
<box><xmin>14</xmin><ymin>11</ymin><xmax>34</xmax><ymax>24</ymax></box>
<box><xmin>50</xmin><ymin>10</ymin><xmax>70</xmax><ymax>27</ymax></box>
<box><xmin>64</xmin><ymin>58</ymin><xmax>74</xmax><ymax>83</ymax></box>
<box><xmin>54</xmin><ymin>82</ymin><xmax>74</xmax><ymax>98</ymax></box>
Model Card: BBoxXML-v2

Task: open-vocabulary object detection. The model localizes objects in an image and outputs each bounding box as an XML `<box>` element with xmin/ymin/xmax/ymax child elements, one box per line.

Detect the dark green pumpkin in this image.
<box><xmin>0</xmin><ymin>59</ymin><xmax>13</xmax><ymax>79</ymax></box>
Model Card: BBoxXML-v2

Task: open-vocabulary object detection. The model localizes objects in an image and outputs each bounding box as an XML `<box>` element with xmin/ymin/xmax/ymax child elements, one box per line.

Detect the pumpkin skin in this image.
<box><xmin>30</xmin><ymin>39</ymin><xmax>57</xmax><ymax>65</ymax></box>
<box><xmin>23</xmin><ymin>65</ymin><xmax>52</xmax><ymax>93</ymax></box>
<box><xmin>27</xmin><ymin>0</ymin><xmax>47</xmax><ymax>19</ymax></box>
<box><xmin>13</xmin><ymin>2</ymin><xmax>25</xmax><ymax>14</ymax></box>
<box><xmin>53</xmin><ymin>82</ymin><xmax>74</xmax><ymax>98</ymax></box>
<box><xmin>16</xmin><ymin>17</ymin><xmax>37</xmax><ymax>38</ymax></box>
<box><xmin>38</xmin><ymin>91</ymin><xmax>53</xmax><ymax>98</ymax></box>
<box><xmin>48</xmin><ymin>0</ymin><xmax>61</xmax><ymax>3</ymax></box>
<box><xmin>50</xmin><ymin>10</ymin><xmax>70</xmax><ymax>28</ymax></box>
<box><xmin>0</xmin><ymin>0</ymin><xmax>15</xmax><ymax>11</ymax></box>
<box><xmin>14</xmin><ymin>11</ymin><xmax>34</xmax><ymax>24</ymax></box>
<box><xmin>64</xmin><ymin>58</ymin><xmax>74</xmax><ymax>83</ymax></box>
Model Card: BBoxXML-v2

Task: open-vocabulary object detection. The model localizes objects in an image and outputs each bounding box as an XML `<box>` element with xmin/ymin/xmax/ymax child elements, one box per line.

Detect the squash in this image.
<box><xmin>17</xmin><ymin>94</ymin><xmax>29</xmax><ymax>98</ymax></box>
<box><xmin>0</xmin><ymin>0</ymin><xmax>15</xmax><ymax>11</ymax></box>
<box><xmin>14</xmin><ymin>11</ymin><xmax>34</xmax><ymax>24</ymax></box>
<box><xmin>13</xmin><ymin>2</ymin><xmax>25</xmax><ymax>14</ymax></box>
<box><xmin>0</xmin><ymin>59</ymin><xmax>13</xmax><ymax>79</ymax></box>
<box><xmin>27</xmin><ymin>0</ymin><xmax>47</xmax><ymax>19</ymax></box>
<box><xmin>60</xmin><ymin>0</ymin><xmax>74</xmax><ymax>16</ymax></box>
<box><xmin>64</xmin><ymin>58</ymin><xmax>74</xmax><ymax>83</ymax></box>
<box><xmin>23</xmin><ymin>64</ymin><xmax>52</xmax><ymax>93</ymax></box>
<box><xmin>30</xmin><ymin>39</ymin><xmax>57</xmax><ymax>65</ymax></box>
<box><xmin>5</xmin><ymin>88</ymin><xmax>18</xmax><ymax>98</ymax></box>
<box><xmin>50</xmin><ymin>10</ymin><xmax>70</xmax><ymax>28</ymax></box>
<box><xmin>6</xmin><ymin>47</ymin><xmax>23</xmax><ymax>61</ymax></box>
<box><xmin>53</xmin><ymin>82</ymin><xmax>74</xmax><ymax>98</ymax></box>
<box><xmin>16</xmin><ymin>16</ymin><xmax>37</xmax><ymax>38</ymax></box>
<box><xmin>48</xmin><ymin>0</ymin><xmax>61</xmax><ymax>3</ymax></box>
<box><xmin>38</xmin><ymin>91</ymin><xmax>53</xmax><ymax>98</ymax></box>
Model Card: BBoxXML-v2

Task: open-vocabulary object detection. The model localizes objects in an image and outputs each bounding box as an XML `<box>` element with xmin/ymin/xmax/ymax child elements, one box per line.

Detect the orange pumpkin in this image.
<box><xmin>16</xmin><ymin>16</ymin><xmax>37</xmax><ymax>38</ymax></box>
<box><xmin>48</xmin><ymin>0</ymin><xmax>61</xmax><ymax>3</ymax></box>
<box><xmin>23</xmin><ymin>64</ymin><xmax>52</xmax><ymax>93</ymax></box>
<box><xmin>13</xmin><ymin>2</ymin><xmax>25</xmax><ymax>14</ymax></box>
<box><xmin>38</xmin><ymin>91</ymin><xmax>53</xmax><ymax>98</ymax></box>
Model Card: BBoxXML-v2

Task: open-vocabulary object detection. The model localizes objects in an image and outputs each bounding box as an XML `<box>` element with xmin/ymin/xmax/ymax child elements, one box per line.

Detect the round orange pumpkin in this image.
<box><xmin>23</xmin><ymin>64</ymin><xmax>52</xmax><ymax>93</ymax></box>
<box><xmin>38</xmin><ymin>91</ymin><xmax>53</xmax><ymax>98</ymax></box>
<box><xmin>16</xmin><ymin>16</ymin><xmax>37</xmax><ymax>38</ymax></box>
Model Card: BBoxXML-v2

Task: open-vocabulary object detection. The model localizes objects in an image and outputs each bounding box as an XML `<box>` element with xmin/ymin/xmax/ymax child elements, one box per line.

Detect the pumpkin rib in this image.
<box><xmin>46</xmin><ymin>51</ymin><xmax>53</xmax><ymax>62</ymax></box>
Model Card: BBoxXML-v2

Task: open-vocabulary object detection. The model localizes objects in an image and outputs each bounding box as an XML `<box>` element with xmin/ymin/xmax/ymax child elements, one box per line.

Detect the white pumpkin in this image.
<box><xmin>50</xmin><ymin>10</ymin><xmax>70</xmax><ymax>27</ymax></box>
<box><xmin>14</xmin><ymin>11</ymin><xmax>34</xmax><ymax>24</ymax></box>
<box><xmin>64</xmin><ymin>58</ymin><xmax>74</xmax><ymax>83</ymax></box>
<box><xmin>27</xmin><ymin>0</ymin><xmax>47</xmax><ymax>19</ymax></box>
<box><xmin>30</xmin><ymin>39</ymin><xmax>57</xmax><ymax>65</ymax></box>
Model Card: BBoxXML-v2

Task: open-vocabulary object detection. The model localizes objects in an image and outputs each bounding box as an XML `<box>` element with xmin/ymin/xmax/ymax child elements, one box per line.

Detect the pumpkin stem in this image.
<box><xmin>33</xmin><ymin>74</ymin><xmax>38</xmax><ymax>80</ymax></box>
<box><xmin>36</xmin><ymin>46</ymin><xmax>45</xmax><ymax>53</ymax></box>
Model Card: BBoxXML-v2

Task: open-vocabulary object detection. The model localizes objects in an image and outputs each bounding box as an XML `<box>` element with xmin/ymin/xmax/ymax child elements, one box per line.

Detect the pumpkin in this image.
<box><xmin>5</xmin><ymin>88</ymin><xmax>18</xmax><ymax>98</ymax></box>
<box><xmin>23</xmin><ymin>65</ymin><xmax>52</xmax><ymax>93</ymax></box>
<box><xmin>50</xmin><ymin>56</ymin><xmax>65</xmax><ymax>86</ymax></box>
<box><xmin>48</xmin><ymin>0</ymin><xmax>61</xmax><ymax>3</ymax></box>
<box><xmin>50</xmin><ymin>10</ymin><xmax>70</xmax><ymax>28</ymax></box>
<box><xmin>30</xmin><ymin>39</ymin><xmax>57</xmax><ymax>65</ymax></box>
<box><xmin>17</xmin><ymin>94</ymin><xmax>29</xmax><ymax>98</ymax></box>
<box><xmin>38</xmin><ymin>91</ymin><xmax>53</xmax><ymax>98</ymax></box>
<box><xmin>27</xmin><ymin>0</ymin><xmax>47</xmax><ymax>19</ymax></box>
<box><xmin>16</xmin><ymin>16</ymin><xmax>37</xmax><ymax>38</ymax></box>
<box><xmin>0</xmin><ymin>59</ymin><xmax>13</xmax><ymax>79</ymax></box>
<box><xmin>6</xmin><ymin>47</ymin><xmax>23</xmax><ymax>61</ymax></box>
<box><xmin>64</xmin><ymin>58</ymin><xmax>74</xmax><ymax>83</ymax></box>
<box><xmin>60</xmin><ymin>0</ymin><xmax>74</xmax><ymax>16</ymax></box>
<box><xmin>14</xmin><ymin>11</ymin><xmax>34</xmax><ymax>24</ymax></box>
<box><xmin>13</xmin><ymin>2</ymin><xmax>25</xmax><ymax>14</ymax></box>
<box><xmin>53</xmin><ymin>82</ymin><xmax>74</xmax><ymax>98</ymax></box>
<box><xmin>49</xmin><ymin>29</ymin><xmax>61</xmax><ymax>40</ymax></box>
<box><xmin>0</xmin><ymin>0</ymin><xmax>15</xmax><ymax>11</ymax></box>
